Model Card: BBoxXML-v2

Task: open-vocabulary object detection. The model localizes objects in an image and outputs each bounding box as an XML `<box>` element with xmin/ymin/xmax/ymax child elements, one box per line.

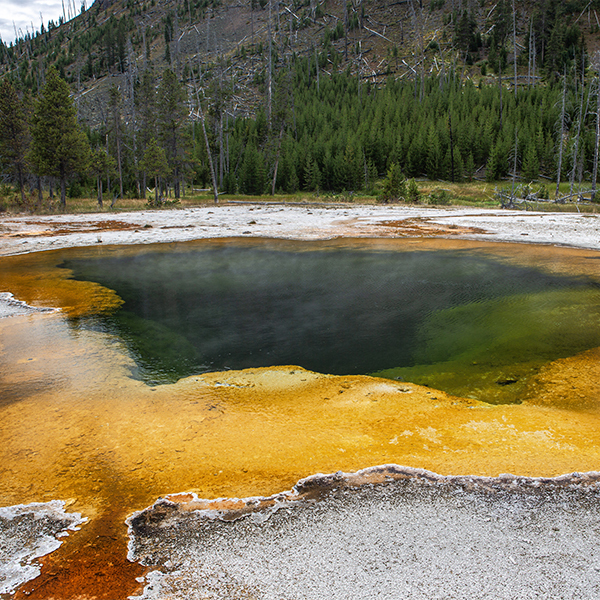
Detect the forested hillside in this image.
<box><xmin>1</xmin><ymin>0</ymin><xmax>600</xmax><ymax>207</ymax></box>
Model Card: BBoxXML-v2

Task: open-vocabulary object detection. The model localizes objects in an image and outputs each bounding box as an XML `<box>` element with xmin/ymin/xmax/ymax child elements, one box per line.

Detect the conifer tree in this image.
<box><xmin>89</xmin><ymin>147</ymin><xmax>116</xmax><ymax>207</ymax></box>
<box><xmin>0</xmin><ymin>79</ymin><xmax>30</xmax><ymax>204</ymax></box>
<box><xmin>29</xmin><ymin>67</ymin><xmax>90</xmax><ymax>209</ymax></box>
<box><xmin>157</xmin><ymin>68</ymin><xmax>188</xmax><ymax>198</ymax></box>
<box><xmin>136</xmin><ymin>68</ymin><xmax>157</xmax><ymax>200</ymax></box>
<box><xmin>141</xmin><ymin>137</ymin><xmax>171</xmax><ymax>205</ymax></box>
<box><xmin>522</xmin><ymin>143</ymin><xmax>539</xmax><ymax>181</ymax></box>
<box><xmin>304</xmin><ymin>155</ymin><xmax>321</xmax><ymax>192</ymax></box>
<box><xmin>239</xmin><ymin>143</ymin><xmax>266</xmax><ymax>194</ymax></box>
<box><xmin>380</xmin><ymin>162</ymin><xmax>405</xmax><ymax>202</ymax></box>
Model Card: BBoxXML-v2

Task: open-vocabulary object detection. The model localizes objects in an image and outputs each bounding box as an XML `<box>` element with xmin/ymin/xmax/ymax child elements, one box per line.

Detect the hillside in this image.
<box><xmin>3</xmin><ymin>0</ymin><xmax>599</xmax><ymax>125</ymax></box>
<box><xmin>2</xmin><ymin>0</ymin><xmax>600</xmax><ymax>207</ymax></box>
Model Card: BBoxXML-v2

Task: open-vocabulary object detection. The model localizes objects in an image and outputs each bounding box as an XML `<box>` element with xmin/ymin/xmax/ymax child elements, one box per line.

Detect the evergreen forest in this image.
<box><xmin>1</xmin><ymin>0</ymin><xmax>600</xmax><ymax>208</ymax></box>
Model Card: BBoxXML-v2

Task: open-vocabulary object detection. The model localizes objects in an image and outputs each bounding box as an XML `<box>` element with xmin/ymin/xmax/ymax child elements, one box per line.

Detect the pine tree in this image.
<box><xmin>380</xmin><ymin>162</ymin><xmax>406</xmax><ymax>202</ymax></box>
<box><xmin>486</xmin><ymin>139</ymin><xmax>508</xmax><ymax>181</ymax></box>
<box><xmin>136</xmin><ymin>68</ymin><xmax>157</xmax><ymax>200</ymax></box>
<box><xmin>304</xmin><ymin>155</ymin><xmax>322</xmax><ymax>192</ymax></box>
<box><xmin>0</xmin><ymin>80</ymin><xmax>30</xmax><ymax>204</ymax></box>
<box><xmin>406</xmin><ymin>178</ymin><xmax>420</xmax><ymax>203</ymax></box>
<box><xmin>89</xmin><ymin>147</ymin><xmax>116</xmax><ymax>207</ymax></box>
<box><xmin>426</xmin><ymin>125</ymin><xmax>442</xmax><ymax>180</ymax></box>
<box><xmin>29</xmin><ymin>67</ymin><xmax>90</xmax><ymax>209</ymax></box>
<box><xmin>157</xmin><ymin>69</ymin><xmax>188</xmax><ymax>198</ymax></box>
<box><xmin>141</xmin><ymin>137</ymin><xmax>171</xmax><ymax>205</ymax></box>
<box><xmin>465</xmin><ymin>152</ymin><xmax>476</xmax><ymax>181</ymax></box>
<box><xmin>522</xmin><ymin>143</ymin><xmax>539</xmax><ymax>181</ymax></box>
<box><xmin>239</xmin><ymin>143</ymin><xmax>266</xmax><ymax>195</ymax></box>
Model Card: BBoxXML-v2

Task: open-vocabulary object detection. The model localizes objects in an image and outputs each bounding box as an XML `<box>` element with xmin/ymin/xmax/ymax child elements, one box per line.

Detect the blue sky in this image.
<box><xmin>1</xmin><ymin>0</ymin><xmax>83</xmax><ymax>45</ymax></box>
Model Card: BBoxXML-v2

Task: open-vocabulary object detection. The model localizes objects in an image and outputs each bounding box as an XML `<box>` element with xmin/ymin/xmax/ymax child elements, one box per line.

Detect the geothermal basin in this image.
<box><xmin>1</xmin><ymin>204</ymin><xmax>600</xmax><ymax>599</ymax></box>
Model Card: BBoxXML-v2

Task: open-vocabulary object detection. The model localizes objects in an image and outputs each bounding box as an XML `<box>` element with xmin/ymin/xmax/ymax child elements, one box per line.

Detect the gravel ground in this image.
<box><xmin>0</xmin><ymin>204</ymin><xmax>599</xmax><ymax>256</ymax></box>
<box><xmin>127</xmin><ymin>468</ymin><xmax>600</xmax><ymax>600</ymax></box>
<box><xmin>0</xmin><ymin>501</ymin><xmax>86</xmax><ymax>596</ymax></box>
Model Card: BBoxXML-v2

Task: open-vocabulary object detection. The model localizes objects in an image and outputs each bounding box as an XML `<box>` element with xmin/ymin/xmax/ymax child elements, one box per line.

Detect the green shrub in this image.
<box><xmin>406</xmin><ymin>178</ymin><xmax>420</xmax><ymax>203</ymax></box>
<box><xmin>379</xmin><ymin>163</ymin><xmax>406</xmax><ymax>203</ymax></box>
<box><xmin>68</xmin><ymin>181</ymin><xmax>83</xmax><ymax>198</ymax></box>
<box><xmin>428</xmin><ymin>188</ymin><xmax>452</xmax><ymax>205</ymax></box>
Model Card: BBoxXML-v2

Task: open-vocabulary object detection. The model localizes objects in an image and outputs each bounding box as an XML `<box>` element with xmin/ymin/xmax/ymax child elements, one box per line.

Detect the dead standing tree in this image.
<box><xmin>592</xmin><ymin>53</ymin><xmax>600</xmax><ymax>201</ymax></box>
<box><xmin>555</xmin><ymin>68</ymin><xmax>567</xmax><ymax>200</ymax></box>
<box><xmin>189</xmin><ymin>66</ymin><xmax>219</xmax><ymax>203</ymax></box>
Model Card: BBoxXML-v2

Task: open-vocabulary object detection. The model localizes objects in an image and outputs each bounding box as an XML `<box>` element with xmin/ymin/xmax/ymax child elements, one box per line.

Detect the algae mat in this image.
<box><xmin>0</xmin><ymin>237</ymin><xmax>599</xmax><ymax>598</ymax></box>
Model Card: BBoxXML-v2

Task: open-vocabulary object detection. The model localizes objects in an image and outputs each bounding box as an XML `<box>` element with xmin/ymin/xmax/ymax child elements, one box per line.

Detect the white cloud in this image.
<box><xmin>0</xmin><ymin>0</ymin><xmax>80</xmax><ymax>45</ymax></box>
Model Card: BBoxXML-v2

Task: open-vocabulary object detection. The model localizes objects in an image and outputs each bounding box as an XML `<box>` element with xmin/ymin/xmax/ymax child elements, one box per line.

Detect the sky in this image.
<box><xmin>1</xmin><ymin>0</ymin><xmax>83</xmax><ymax>45</ymax></box>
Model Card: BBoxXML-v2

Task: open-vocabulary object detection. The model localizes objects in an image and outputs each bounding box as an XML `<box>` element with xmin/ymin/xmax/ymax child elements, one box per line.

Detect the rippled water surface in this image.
<box><xmin>62</xmin><ymin>238</ymin><xmax>600</xmax><ymax>402</ymax></box>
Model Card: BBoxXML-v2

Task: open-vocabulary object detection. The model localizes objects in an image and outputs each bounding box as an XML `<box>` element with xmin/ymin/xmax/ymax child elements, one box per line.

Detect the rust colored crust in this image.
<box><xmin>13</xmin><ymin>514</ymin><xmax>146</xmax><ymax>600</ymax></box>
<box><xmin>377</xmin><ymin>217</ymin><xmax>489</xmax><ymax>237</ymax></box>
<box><xmin>3</xmin><ymin>220</ymin><xmax>141</xmax><ymax>238</ymax></box>
<box><xmin>146</xmin><ymin>466</ymin><xmax>600</xmax><ymax>526</ymax></box>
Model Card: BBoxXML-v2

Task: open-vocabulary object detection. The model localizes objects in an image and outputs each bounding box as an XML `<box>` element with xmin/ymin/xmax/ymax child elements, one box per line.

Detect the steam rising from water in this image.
<box><xmin>62</xmin><ymin>240</ymin><xmax>600</xmax><ymax>401</ymax></box>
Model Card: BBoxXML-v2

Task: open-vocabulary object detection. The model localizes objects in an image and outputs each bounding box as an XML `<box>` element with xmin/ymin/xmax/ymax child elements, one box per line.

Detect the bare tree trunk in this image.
<box><xmin>106</xmin><ymin>133</ymin><xmax>111</xmax><ymax>195</ymax></box>
<box><xmin>570</xmin><ymin>61</ymin><xmax>588</xmax><ymax>196</ymax></box>
<box><xmin>271</xmin><ymin>125</ymin><xmax>285</xmax><ymax>195</ymax></box>
<box><xmin>191</xmin><ymin>71</ymin><xmax>219</xmax><ymax>203</ymax></box>
<box><xmin>532</xmin><ymin>29</ymin><xmax>536</xmax><ymax>85</ymax></box>
<box><xmin>498</xmin><ymin>70</ymin><xmax>503</xmax><ymax>129</ymax></box>
<box><xmin>142</xmin><ymin>26</ymin><xmax>147</xmax><ymax>69</ymax></box>
<box><xmin>206</xmin><ymin>8</ymin><xmax>210</xmax><ymax>53</ymax></box>
<box><xmin>37</xmin><ymin>176</ymin><xmax>42</xmax><ymax>209</ymax></box>
<box><xmin>527</xmin><ymin>18</ymin><xmax>531</xmax><ymax>86</ymax></box>
<box><xmin>512</xmin><ymin>0</ymin><xmax>517</xmax><ymax>98</ymax></box>
<box><xmin>592</xmin><ymin>75</ymin><xmax>600</xmax><ymax>201</ymax></box>
<box><xmin>267</xmin><ymin>0</ymin><xmax>272</xmax><ymax>127</ymax></box>
<box><xmin>127</xmin><ymin>37</ymin><xmax>140</xmax><ymax>198</ymax></box>
<box><xmin>201</xmin><ymin>108</ymin><xmax>219</xmax><ymax>203</ymax></box>
<box><xmin>344</xmin><ymin>1</ymin><xmax>348</xmax><ymax>61</ymax></box>
<box><xmin>555</xmin><ymin>69</ymin><xmax>567</xmax><ymax>199</ymax></box>
<box><xmin>315</xmin><ymin>45</ymin><xmax>319</xmax><ymax>93</ymax></box>
<box><xmin>511</xmin><ymin>127</ymin><xmax>517</xmax><ymax>197</ymax></box>
<box><xmin>449</xmin><ymin>115</ymin><xmax>455</xmax><ymax>183</ymax></box>
<box><xmin>409</xmin><ymin>0</ymin><xmax>425</xmax><ymax>101</ymax></box>
<box><xmin>116</xmin><ymin>129</ymin><xmax>123</xmax><ymax>200</ymax></box>
<box><xmin>219</xmin><ymin>110</ymin><xmax>224</xmax><ymax>189</ymax></box>
<box><xmin>174</xmin><ymin>11</ymin><xmax>180</xmax><ymax>75</ymax></box>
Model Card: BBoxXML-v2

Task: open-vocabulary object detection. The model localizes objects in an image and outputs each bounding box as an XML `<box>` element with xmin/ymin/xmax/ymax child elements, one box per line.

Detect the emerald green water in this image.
<box><xmin>62</xmin><ymin>240</ymin><xmax>600</xmax><ymax>403</ymax></box>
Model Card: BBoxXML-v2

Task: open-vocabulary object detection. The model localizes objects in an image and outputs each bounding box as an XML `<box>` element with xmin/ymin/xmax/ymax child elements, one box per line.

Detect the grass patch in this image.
<box><xmin>1</xmin><ymin>181</ymin><xmax>598</xmax><ymax>214</ymax></box>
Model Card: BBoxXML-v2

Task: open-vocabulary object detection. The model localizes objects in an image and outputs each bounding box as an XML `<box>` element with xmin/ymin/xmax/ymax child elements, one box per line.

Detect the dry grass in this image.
<box><xmin>1</xmin><ymin>180</ymin><xmax>598</xmax><ymax>215</ymax></box>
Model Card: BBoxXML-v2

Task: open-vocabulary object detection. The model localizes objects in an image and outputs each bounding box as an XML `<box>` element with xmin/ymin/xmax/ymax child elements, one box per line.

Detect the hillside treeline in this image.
<box><xmin>1</xmin><ymin>54</ymin><xmax>600</xmax><ymax>206</ymax></box>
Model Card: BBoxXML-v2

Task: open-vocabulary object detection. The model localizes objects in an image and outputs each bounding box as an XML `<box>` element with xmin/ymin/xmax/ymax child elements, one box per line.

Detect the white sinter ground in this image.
<box><xmin>0</xmin><ymin>204</ymin><xmax>598</xmax><ymax>257</ymax></box>
<box><xmin>0</xmin><ymin>501</ymin><xmax>86</xmax><ymax>595</ymax></box>
<box><xmin>127</xmin><ymin>470</ymin><xmax>600</xmax><ymax>600</ymax></box>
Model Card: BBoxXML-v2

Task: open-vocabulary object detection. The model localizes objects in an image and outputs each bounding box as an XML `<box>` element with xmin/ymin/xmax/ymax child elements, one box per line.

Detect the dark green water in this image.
<box><xmin>62</xmin><ymin>240</ymin><xmax>600</xmax><ymax>402</ymax></box>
